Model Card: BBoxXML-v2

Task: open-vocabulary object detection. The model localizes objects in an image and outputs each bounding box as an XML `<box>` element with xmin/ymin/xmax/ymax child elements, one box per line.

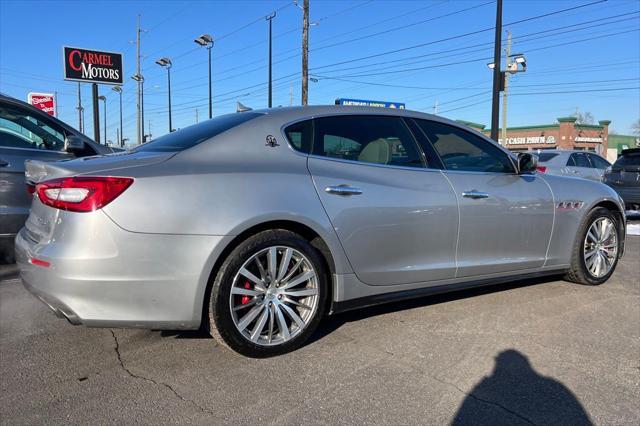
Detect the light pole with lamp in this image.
<box><xmin>131</xmin><ymin>74</ymin><xmax>145</xmax><ymax>143</ymax></box>
<box><xmin>112</xmin><ymin>86</ymin><xmax>123</xmax><ymax>146</ymax></box>
<box><xmin>156</xmin><ymin>57</ymin><xmax>173</xmax><ymax>132</ymax></box>
<box><xmin>194</xmin><ymin>34</ymin><xmax>213</xmax><ymax>119</ymax></box>
<box><xmin>97</xmin><ymin>95</ymin><xmax>107</xmax><ymax>145</ymax></box>
<box><xmin>487</xmin><ymin>53</ymin><xmax>527</xmax><ymax>145</ymax></box>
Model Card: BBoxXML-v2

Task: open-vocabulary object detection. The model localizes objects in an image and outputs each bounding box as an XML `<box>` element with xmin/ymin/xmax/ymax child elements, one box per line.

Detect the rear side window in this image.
<box><xmin>312</xmin><ymin>115</ymin><xmax>424</xmax><ymax>168</ymax></box>
<box><xmin>284</xmin><ymin>119</ymin><xmax>312</xmax><ymax>153</ymax></box>
<box><xmin>134</xmin><ymin>112</ymin><xmax>263</xmax><ymax>153</ymax></box>
<box><xmin>537</xmin><ymin>153</ymin><xmax>559</xmax><ymax>162</ymax></box>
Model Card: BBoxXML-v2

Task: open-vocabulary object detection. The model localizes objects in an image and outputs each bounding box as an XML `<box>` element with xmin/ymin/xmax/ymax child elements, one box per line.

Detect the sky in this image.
<box><xmin>1</xmin><ymin>0</ymin><xmax>639</xmax><ymax>146</ymax></box>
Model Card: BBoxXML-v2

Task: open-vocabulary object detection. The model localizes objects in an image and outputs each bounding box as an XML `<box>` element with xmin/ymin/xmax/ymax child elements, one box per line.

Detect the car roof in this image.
<box><xmin>620</xmin><ymin>148</ymin><xmax>640</xmax><ymax>155</ymax></box>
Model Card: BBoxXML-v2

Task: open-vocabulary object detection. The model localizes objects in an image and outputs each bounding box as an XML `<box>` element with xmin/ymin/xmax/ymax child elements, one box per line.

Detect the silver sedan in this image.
<box><xmin>15</xmin><ymin>106</ymin><xmax>626</xmax><ymax>357</ymax></box>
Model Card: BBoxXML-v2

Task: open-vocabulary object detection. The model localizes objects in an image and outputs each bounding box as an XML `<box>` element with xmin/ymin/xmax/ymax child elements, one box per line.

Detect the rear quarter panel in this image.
<box><xmin>100</xmin><ymin>115</ymin><xmax>353</xmax><ymax>274</ymax></box>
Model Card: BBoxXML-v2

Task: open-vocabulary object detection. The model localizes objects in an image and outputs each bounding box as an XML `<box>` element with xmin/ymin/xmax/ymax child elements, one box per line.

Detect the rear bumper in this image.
<box><xmin>15</xmin><ymin>211</ymin><xmax>232</xmax><ymax>329</ymax></box>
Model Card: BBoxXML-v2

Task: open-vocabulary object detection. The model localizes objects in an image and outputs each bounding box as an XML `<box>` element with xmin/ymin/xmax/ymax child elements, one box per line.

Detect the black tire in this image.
<box><xmin>565</xmin><ymin>207</ymin><xmax>621</xmax><ymax>286</ymax></box>
<box><xmin>206</xmin><ymin>230</ymin><xmax>328</xmax><ymax>357</ymax></box>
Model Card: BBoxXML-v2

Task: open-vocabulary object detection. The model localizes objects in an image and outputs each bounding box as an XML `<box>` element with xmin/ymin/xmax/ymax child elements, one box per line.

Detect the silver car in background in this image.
<box><xmin>15</xmin><ymin>106</ymin><xmax>626</xmax><ymax>357</ymax></box>
<box><xmin>535</xmin><ymin>149</ymin><xmax>611</xmax><ymax>181</ymax></box>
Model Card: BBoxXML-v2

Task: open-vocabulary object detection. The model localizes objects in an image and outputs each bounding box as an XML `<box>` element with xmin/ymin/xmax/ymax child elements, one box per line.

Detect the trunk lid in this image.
<box><xmin>24</xmin><ymin>150</ymin><xmax>174</xmax><ymax>184</ymax></box>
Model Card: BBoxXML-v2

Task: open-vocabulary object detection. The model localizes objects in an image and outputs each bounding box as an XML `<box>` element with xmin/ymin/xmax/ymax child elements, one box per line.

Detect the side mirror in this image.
<box><xmin>64</xmin><ymin>135</ymin><xmax>85</xmax><ymax>154</ymax></box>
<box><xmin>517</xmin><ymin>152</ymin><xmax>538</xmax><ymax>174</ymax></box>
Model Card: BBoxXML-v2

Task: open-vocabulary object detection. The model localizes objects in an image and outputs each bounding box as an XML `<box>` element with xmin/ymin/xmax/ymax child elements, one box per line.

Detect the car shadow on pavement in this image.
<box><xmin>159</xmin><ymin>276</ymin><xmax>565</xmax><ymax>344</ymax></box>
<box><xmin>451</xmin><ymin>349</ymin><xmax>593</xmax><ymax>425</ymax></box>
<box><xmin>308</xmin><ymin>275</ymin><xmax>564</xmax><ymax>346</ymax></box>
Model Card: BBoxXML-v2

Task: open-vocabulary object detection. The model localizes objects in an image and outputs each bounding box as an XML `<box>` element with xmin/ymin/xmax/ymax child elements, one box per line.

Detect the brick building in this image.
<box><xmin>457</xmin><ymin>116</ymin><xmax>611</xmax><ymax>158</ymax></box>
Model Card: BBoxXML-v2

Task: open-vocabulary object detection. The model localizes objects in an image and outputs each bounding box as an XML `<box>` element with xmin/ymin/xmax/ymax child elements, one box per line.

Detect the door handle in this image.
<box><xmin>325</xmin><ymin>185</ymin><xmax>363</xmax><ymax>196</ymax></box>
<box><xmin>462</xmin><ymin>190</ymin><xmax>489</xmax><ymax>199</ymax></box>
<box><xmin>0</xmin><ymin>159</ymin><xmax>9</xmax><ymax>167</ymax></box>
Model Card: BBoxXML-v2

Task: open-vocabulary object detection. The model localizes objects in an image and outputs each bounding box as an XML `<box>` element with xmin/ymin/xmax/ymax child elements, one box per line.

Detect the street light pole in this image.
<box><xmin>194</xmin><ymin>34</ymin><xmax>214</xmax><ymax>119</ymax></box>
<box><xmin>490</xmin><ymin>0</ymin><xmax>503</xmax><ymax>142</ymax></box>
<box><xmin>98</xmin><ymin>95</ymin><xmax>107</xmax><ymax>145</ymax></box>
<box><xmin>112</xmin><ymin>86</ymin><xmax>123</xmax><ymax>146</ymax></box>
<box><xmin>131</xmin><ymin>74</ymin><xmax>145</xmax><ymax>143</ymax></box>
<box><xmin>156</xmin><ymin>57</ymin><xmax>173</xmax><ymax>132</ymax></box>
<box><xmin>266</xmin><ymin>11</ymin><xmax>276</xmax><ymax>108</ymax></box>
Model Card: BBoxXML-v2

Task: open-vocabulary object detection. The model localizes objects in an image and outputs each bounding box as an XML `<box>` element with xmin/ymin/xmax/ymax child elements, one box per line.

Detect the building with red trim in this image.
<box><xmin>457</xmin><ymin>116</ymin><xmax>612</xmax><ymax>158</ymax></box>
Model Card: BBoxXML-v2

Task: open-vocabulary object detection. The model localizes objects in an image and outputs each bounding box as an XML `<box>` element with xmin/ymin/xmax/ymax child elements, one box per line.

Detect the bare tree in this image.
<box><xmin>632</xmin><ymin>118</ymin><xmax>640</xmax><ymax>135</ymax></box>
<box><xmin>572</xmin><ymin>110</ymin><xmax>595</xmax><ymax>125</ymax></box>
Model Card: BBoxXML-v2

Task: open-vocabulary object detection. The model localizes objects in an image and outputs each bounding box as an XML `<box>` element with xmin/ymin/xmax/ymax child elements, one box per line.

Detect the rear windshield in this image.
<box><xmin>133</xmin><ymin>112</ymin><xmax>263</xmax><ymax>152</ymax></box>
<box><xmin>537</xmin><ymin>153</ymin><xmax>559</xmax><ymax>162</ymax></box>
<box><xmin>613</xmin><ymin>151</ymin><xmax>640</xmax><ymax>167</ymax></box>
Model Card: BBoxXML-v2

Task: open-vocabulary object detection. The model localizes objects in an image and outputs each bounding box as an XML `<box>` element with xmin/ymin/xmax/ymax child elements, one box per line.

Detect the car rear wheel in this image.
<box><xmin>207</xmin><ymin>230</ymin><xmax>328</xmax><ymax>357</ymax></box>
<box><xmin>565</xmin><ymin>207</ymin><xmax>621</xmax><ymax>285</ymax></box>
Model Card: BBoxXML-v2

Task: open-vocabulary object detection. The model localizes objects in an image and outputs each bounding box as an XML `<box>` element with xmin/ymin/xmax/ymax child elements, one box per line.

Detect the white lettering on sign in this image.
<box><xmin>498</xmin><ymin>136</ymin><xmax>556</xmax><ymax>145</ymax></box>
<box><xmin>574</xmin><ymin>137</ymin><xmax>603</xmax><ymax>143</ymax></box>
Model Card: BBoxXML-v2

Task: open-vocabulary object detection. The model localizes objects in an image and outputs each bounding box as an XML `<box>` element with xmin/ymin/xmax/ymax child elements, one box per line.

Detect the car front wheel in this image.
<box><xmin>565</xmin><ymin>207</ymin><xmax>621</xmax><ymax>285</ymax></box>
<box><xmin>207</xmin><ymin>230</ymin><xmax>328</xmax><ymax>357</ymax></box>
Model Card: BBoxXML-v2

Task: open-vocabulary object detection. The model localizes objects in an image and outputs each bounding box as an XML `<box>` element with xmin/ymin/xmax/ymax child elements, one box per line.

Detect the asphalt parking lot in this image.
<box><xmin>0</xmin><ymin>235</ymin><xmax>638</xmax><ymax>425</ymax></box>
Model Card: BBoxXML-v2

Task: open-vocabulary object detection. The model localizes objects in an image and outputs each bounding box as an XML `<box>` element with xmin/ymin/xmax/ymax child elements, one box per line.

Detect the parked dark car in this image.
<box><xmin>0</xmin><ymin>93</ymin><xmax>120</xmax><ymax>262</ymax></box>
<box><xmin>603</xmin><ymin>148</ymin><xmax>640</xmax><ymax>211</ymax></box>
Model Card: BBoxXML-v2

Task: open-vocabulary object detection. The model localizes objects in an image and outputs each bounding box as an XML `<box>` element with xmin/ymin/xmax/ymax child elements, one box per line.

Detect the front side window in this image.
<box><xmin>312</xmin><ymin>115</ymin><xmax>424</xmax><ymax>168</ymax></box>
<box><xmin>569</xmin><ymin>152</ymin><xmax>591</xmax><ymax>168</ymax></box>
<box><xmin>0</xmin><ymin>104</ymin><xmax>66</xmax><ymax>151</ymax></box>
<box><xmin>414</xmin><ymin>120</ymin><xmax>514</xmax><ymax>173</ymax></box>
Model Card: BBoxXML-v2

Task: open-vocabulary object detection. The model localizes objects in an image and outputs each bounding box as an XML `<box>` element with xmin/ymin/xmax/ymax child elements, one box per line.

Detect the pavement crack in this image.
<box><xmin>427</xmin><ymin>374</ymin><xmax>538</xmax><ymax>426</ymax></box>
<box><xmin>109</xmin><ymin>329</ymin><xmax>215</xmax><ymax>416</ymax></box>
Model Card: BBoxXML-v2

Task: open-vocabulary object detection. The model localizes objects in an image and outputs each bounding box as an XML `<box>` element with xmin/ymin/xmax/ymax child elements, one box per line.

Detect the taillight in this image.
<box><xmin>35</xmin><ymin>176</ymin><xmax>133</xmax><ymax>213</ymax></box>
<box><xmin>536</xmin><ymin>166</ymin><xmax>547</xmax><ymax>173</ymax></box>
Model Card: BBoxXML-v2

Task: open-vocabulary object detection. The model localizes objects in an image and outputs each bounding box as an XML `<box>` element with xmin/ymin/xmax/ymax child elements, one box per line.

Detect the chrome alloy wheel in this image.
<box><xmin>583</xmin><ymin>217</ymin><xmax>618</xmax><ymax>278</ymax></box>
<box><xmin>229</xmin><ymin>246</ymin><xmax>319</xmax><ymax>346</ymax></box>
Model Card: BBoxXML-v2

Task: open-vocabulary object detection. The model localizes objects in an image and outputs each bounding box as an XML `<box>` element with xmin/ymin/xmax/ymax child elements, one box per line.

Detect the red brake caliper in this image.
<box><xmin>240</xmin><ymin>281</ymin><xmax>252</xmax><ymax>305</ymax></box>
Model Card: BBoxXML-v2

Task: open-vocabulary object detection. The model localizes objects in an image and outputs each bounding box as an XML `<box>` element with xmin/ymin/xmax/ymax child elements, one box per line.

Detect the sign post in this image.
<box><xmin>63</xmin><ymin>46</ymin><xmax>123</xmax><ymax>144</ymax></box>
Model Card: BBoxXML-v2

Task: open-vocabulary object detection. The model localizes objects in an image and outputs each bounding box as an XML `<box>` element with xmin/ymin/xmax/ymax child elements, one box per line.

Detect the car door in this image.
<box><xmin>587</xmin><ymin>153</ymin><xmax>610</xmax><ymax>181</ymax></box>
<box><xmin>566</xmin><ymin>152</ymin><xmax>596</xmax><ymax>180</ymax></box>
<box><xmin>0</xmin><ymin>103</ymin><xmax>74</xmax><ymax>239</ymax></box>
<box><xmin>411</xmin><ymin>119</ymin><xmax>555</xmax><ymax>277</ymax></box>
<box><xmin>302</xmin><ymin>114</ymin><xmax>458</xmax><ymax>286</ymax></box>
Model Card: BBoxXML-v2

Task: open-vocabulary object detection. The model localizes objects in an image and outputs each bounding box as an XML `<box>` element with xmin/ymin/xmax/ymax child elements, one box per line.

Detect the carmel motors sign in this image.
<box><xmin>63</xmin><ymin>46</ymin><xmax>123</xmax><ymax>85</ymax></box>
<box><xmin>499</xmin><ymin>136</ymin><xmax>556</xmax><ymax>145</ymax></box>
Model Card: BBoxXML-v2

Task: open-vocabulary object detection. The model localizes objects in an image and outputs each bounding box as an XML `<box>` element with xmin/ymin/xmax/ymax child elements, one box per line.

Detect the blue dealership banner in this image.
<box><xmin>335</xmin><ymin>98</ymin><xmax>405</xmax><ymax>109</ymax></box>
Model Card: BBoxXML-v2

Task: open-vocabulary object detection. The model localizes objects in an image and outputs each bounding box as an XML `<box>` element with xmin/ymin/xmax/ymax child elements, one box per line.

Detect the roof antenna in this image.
<box><xmin>236</xmin><ymin>102</ymin><xmax>253</xmax><ymax>112</ymax></box>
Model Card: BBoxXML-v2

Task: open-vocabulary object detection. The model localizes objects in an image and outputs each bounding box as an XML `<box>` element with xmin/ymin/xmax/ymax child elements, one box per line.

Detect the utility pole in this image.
<box><xmin>289</xmin><ymin>84</ymin><xmax>293</xmax><ymax>106</ymax></box>
<box><xmin>301</xmin><ymin>0</ymin><xmax>309</xmax><ymax>106</ymax></box>
<box><xmin>266</xmin><ymin>12</ymin><xmax>276</xmax><ymax>108</ymax></box>
<box><xmin>136</xmin><ymin>14</ymin><xmax>143</xmax><ymax>145</ymax></box>
<box><xmin>116</xmin><ymin>128</ymin><xmax>120</xmax><ymax>147</ymax></box>
<box><xmin>490</xmin><ymin>0</ymin><xmax>503</xmax><ymax>142</ymax></box>
<box><xmin>195</xmin><ymin>108</ymin><xmax>199</xmax><ymax>124</ymax></box>
<box><xmin>501</xmin><ymin>30</ymin><xmax>511</xmax><ymax>145</ymax></box>
<box><xmin>433</xmin><ymin>99</ymin><xmax>439</xmax><ymax>115</ymax></box>
<box><xmin>76</xmin><ymin>82</ymin><xmax>83</xmax><ymax>133</ymax></box>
